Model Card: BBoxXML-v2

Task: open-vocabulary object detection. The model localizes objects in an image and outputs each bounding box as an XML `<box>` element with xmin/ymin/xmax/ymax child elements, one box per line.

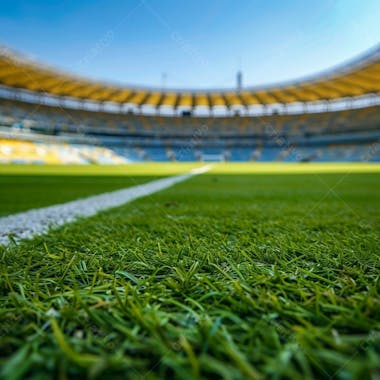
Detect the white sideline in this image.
<box><xmin>0</xmin><ymin>165</ymin><xmax>212</xmax><ymax>246</ymax></box>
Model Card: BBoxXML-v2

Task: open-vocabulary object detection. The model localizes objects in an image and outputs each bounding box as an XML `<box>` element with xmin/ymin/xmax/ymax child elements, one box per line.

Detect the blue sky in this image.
<box><xmin>0</xmin><ymin>0</ymin><xmax>379</xmax><ymax>89</ymax></box>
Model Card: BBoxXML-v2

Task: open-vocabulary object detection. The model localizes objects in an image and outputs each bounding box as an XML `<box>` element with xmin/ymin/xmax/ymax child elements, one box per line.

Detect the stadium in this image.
<box><xmin>1</xmin><ymin>45</ymin><xmax>380</xmax><ymax>164</ymax></box>
<box><xmin>0</xmin><ymin>1</ymin><xmax>379</xmax><ymax>379</ymax></box>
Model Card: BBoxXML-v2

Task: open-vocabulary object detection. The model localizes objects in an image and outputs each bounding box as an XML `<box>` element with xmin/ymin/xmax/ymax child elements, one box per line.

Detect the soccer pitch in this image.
<box><xmin>1</xmin><ymin>163</ymin><xmax>380</xmax><ymax>379</ymax></box>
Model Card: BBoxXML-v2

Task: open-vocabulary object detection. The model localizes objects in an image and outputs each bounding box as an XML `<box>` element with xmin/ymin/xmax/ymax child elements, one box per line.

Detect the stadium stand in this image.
<box><xmin>0</xmin><ymin>98</ymin><xmax>379</xmax><ymax>162</ymax></box>
<box><xmin>0</xmin><ymin>138</ymin><xmax>128</xmax><ymax>164</ymax></box>
<box><xmin>0</xmin><ymin>45</ymin><xmax>379</xmax><ymax>163</ymax></box>
<box><xmin>1</xmin><ymin>44</ymin><xmax>379</xmax><ymax>108</ymax></box>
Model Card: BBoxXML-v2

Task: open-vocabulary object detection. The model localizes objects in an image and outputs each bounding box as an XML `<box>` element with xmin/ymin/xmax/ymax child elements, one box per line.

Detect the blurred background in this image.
<box><xmin>0</xmin><ymin>0</ymin><xmax>379</xmax><ymax>165</ymax></box>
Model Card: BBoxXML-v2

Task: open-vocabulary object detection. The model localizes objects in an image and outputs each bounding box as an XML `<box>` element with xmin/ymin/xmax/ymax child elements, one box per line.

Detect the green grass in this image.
<box><xmin>0</xmin><ymin>175</ymin><xmax>160</xmax><ymax>217</ymax></box>
<box><xmin>1</xmin><ymin>164</ymin><xmax>380</xmax><ymax>379</ymax></box>
<box><xmin>0</xmin><ymin>163</ymin><xmax>202</xmax><ymax>216</ymax></box>
<box><xmin>0</xmin><ymin>163</ymin><xmax>202</xmax><ymax>176</ymax></box>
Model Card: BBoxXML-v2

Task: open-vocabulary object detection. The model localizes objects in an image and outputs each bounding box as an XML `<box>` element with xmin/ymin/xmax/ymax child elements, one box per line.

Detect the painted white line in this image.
<box><xmin>0</xmin><ymin>165</ymin><xmax>212</xmax><ymax>246</ymax></box>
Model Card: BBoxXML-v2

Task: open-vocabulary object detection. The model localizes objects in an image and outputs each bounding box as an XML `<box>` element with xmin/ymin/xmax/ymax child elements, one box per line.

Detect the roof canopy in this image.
<box><xmin>0</xmin><ymin>45</ymin><xmax>379</xmax><ymax>109</ymax></box>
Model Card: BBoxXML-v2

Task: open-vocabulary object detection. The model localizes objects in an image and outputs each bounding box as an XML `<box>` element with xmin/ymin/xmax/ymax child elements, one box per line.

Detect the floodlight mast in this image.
<box><xmin>237</xmin><ymin>70</ymin><xmax>242</xmax><ymax>94</ymax></box>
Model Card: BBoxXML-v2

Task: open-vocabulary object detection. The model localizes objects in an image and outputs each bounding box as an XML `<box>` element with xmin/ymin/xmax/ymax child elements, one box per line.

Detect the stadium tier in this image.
<box><xmin>0</xmin><ymin>44</ymin><xmax>379</xmax><ymax>163</ymax></box>
<box><xmin>0</xmin><ymin>98</ymin><xmax>379</xmax><ymax>163</ymax></box>
<box><xmin>0</xmin><ymin>138</ymin><xmax>128</xmax><ymax>164</ymax></box>
<box><xmin>1</xmin><ymin>44</ymin><xmax>379</xmax><ymax>107</ymax></box>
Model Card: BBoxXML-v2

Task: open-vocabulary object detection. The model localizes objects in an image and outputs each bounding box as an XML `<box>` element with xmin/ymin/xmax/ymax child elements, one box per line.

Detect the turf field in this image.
<box><xmin>1</xmin><ymin>163</ymin><xmax>380</xmax><ymax>379</ymax></box>
<box><xmin>0</xmin><ymin>164</ymin><xmax>202</xmax><ymax>216</ymax></box>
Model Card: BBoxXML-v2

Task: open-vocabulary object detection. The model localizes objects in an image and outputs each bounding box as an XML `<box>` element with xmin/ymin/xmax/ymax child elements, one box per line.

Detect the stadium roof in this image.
<box><xmin>0</xmin><ymin>44</ymin><xmax>379</xmax><ymax>109</ymax></box>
